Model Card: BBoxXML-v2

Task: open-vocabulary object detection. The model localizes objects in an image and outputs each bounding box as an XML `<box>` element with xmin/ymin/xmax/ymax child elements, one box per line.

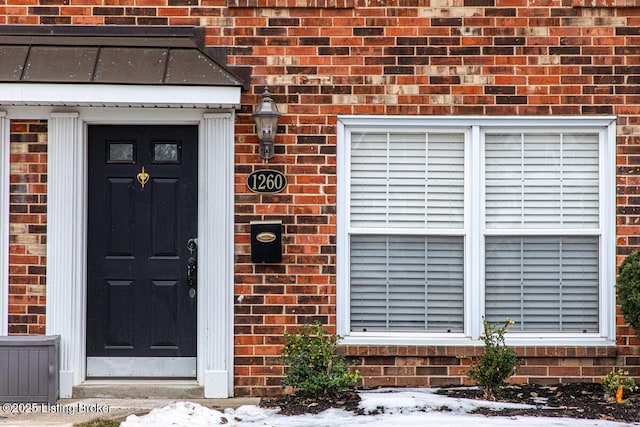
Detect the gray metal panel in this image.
<box><xmin>0</xmin><ymin>25</ymin><xmax>245</xmax><ymax>87</ymax></box>
<box><xmin>23</xmin><ymin>46</ymin><xmax>98</xmax><ymax>82</ymax></box>
<box><xmin>0</xmin><ymin>349</ymin><xmax>7</xmax><ymax>396</ymax></box>
<box><xmin>0</xmin><ymin>46</ymin><xmax>28</xmax><ymax>80</ymax></box>
<box><xmin>86</xmin><ymin>357</ymin><xmax>196</xmax><ymax>377</ymax></box>
<box><xmin>0</xmin><ymin>335</ymin><xmax>59</xmax><ymax>403</ymax></box>
<box><xmin>166</xmin><ymin>49</ymin><xmax>242</xmax><ymax>85</ymax></box>
<box><xmin>0</xmin><ymin>25</ymin><xmax>204</xmax><ymax>40</ymax></box>
<box><xmin>0</xmin><ymin>335</ymin><xmax>59</xmax><ymax>346</ymax></box>
<box><xmin>47</xmin><ymin>338</ymin><xmax>59</xmax><ymax>403</ymax></box>
<box><xmin>0</xmin><ymin>35</ymin><xmax>196</xmax><ymax>48</ymax></box>
<box><xmin>95</xmin><ymin>47</ymin><xmax>168</xmax><ymax>84</ymax></box>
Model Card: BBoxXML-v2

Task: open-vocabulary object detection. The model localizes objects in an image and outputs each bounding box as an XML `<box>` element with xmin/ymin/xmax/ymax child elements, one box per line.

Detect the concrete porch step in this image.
<box><xmin>73</xmin><ymin>381</ymin><xmax>205</xmax><ymax>399</ymax></box>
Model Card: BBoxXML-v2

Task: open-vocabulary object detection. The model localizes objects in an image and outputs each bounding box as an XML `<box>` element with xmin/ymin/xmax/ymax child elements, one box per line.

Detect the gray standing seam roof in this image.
<box><xmin>0</xmin><ymin>26</ymin><xmax>245</xmax><ymax>87</ymax></box>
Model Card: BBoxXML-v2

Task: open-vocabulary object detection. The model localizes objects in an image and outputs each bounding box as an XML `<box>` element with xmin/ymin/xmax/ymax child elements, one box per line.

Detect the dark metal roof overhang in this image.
<box><xmin>0</xmin><ymin>26</ymin><xmax>247</xmax><ymax>108</ymax></box>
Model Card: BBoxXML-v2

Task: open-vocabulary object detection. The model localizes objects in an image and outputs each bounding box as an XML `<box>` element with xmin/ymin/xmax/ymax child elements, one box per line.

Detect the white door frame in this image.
<box><xmin>1</xmin><ymin>105</ymin><xmax>236</xmax><ymax>398</ymax></box>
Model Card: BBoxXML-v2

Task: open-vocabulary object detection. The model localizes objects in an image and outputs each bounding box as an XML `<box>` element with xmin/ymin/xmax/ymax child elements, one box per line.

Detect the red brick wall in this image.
<box><xmin>345</xmin><ymin>346</ymin><xmax>619</xmax><ymax>388</ymax></box>
<box><xmin>8</xmin><ymin>120</ymin><xmax>47</xmax><ymax>335</ymax></box>
<box><xmin>3</xmin><ymin>0</ymin><xmax>640</xmax><ymax>396</ymax></box>
<box><xmin>226</xmin><ymin>0</ymin><xmax>640</xmax><ymax>396</ymax></box>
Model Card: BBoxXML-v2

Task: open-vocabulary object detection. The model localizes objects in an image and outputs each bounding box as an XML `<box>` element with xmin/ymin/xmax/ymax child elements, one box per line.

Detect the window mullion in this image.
<box><xmin>425</xmin><ymin>132</ymin><xmax>429</xmax><ymax>228</ymax></box>
<box><xmin>385</xmin><ymin>132</ymin><xmax>390</xmax><ymax>227</ymax></box>
<box><xmin>560</xmin><ymin>133</ymin><xmax>564</xmax><ymax>226</ymax></box>
<box><xmin>469</xmin><ymin>125</ymin><xmax>482</xmax><ymax>340</ymax></box>
<box><xmin>520</xmin><ymin>132</ymin><xmax>525</xmax><ymax>226</ymax></box>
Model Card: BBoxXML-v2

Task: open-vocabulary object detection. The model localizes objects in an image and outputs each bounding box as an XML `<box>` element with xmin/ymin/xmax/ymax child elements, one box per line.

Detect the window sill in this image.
<box><xmin>341</xmin><ymin>333</ymin><xmax>616</xmax><ymax>348</ymax></box>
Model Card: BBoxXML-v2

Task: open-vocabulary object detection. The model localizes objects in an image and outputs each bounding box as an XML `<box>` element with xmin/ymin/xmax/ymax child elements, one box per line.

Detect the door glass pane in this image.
<box><xmin>108</xmin><ymin>142</ymin><xmax>135</xmax><ymax>163</ymax></box>
<box><xmin>153</xmin><ymin>143</ymin><xmax>180</xmax><ymax>163</ymax></box>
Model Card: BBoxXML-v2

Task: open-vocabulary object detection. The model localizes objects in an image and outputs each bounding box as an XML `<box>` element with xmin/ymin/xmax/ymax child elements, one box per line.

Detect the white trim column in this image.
<box><xmin>0</xmin><ymin>112</ymin><xmax>8</xmax><ymax>335</ymax></box>
<box><xmin>198</xmin><ymin>113</ymin><xmax>235</xmax><ymax>398</ymax></box>
<box><xmin>46</xmin><ymin>112</ymin><xmax>85</xmax><ymax>398</ymax></box>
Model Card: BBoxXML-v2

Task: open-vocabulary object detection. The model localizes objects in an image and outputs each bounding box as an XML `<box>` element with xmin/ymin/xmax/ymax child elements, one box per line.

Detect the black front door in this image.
<box><xmin>86</xmin><ymin>125</ymin><xmax>198</xmax><ymax>377</ymax></box>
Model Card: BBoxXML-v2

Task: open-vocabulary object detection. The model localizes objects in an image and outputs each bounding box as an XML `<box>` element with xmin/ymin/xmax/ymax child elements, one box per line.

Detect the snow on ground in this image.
<box><xmin>120</xmin><ymin>388</ymin><xmax>637</xmax><ymax>427</ymax></box>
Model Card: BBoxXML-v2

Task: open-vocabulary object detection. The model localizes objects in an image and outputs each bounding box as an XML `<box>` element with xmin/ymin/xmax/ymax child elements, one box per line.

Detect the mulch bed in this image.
<box><xmin>260</xmin><ymin>383</ymin><xmax>640</xmax><ymax>423</ymax></box>
<box><xmin>438</xmin><ymin>382</ymin><xmax>640</xmax><ymax>424</ymax></box>
<box><xmin>260</xmin><ymin>390</ymin><xmax>362</xmax><ymax>416</ymax></box>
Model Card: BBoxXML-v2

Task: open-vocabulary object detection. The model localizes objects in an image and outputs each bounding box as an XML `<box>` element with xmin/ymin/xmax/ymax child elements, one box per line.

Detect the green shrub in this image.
<box><xmin>617</xmin><ymin>251</ymin><xmax>640</xmax><ymax>337</ymax></box>
<box><xmin>602</xmin><ymin>368</ymin><xmax>636</xmax><ymax>397</ymax></box>
<box><xmin>278</xmin><ymin>323</ymin><xmax>360</xmax><ymax>398</ymax></box>
<box><xmin>467</xmin><ymin>318</ymin><xmax>520</xmax><ymax>400</ymax></box>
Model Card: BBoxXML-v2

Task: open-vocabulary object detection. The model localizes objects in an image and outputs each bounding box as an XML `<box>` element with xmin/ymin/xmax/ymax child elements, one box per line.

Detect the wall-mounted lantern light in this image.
<box><xmin>252</xmin><ymin>87</ymin><xmax>281</xmax><ymax>160</ymax></box>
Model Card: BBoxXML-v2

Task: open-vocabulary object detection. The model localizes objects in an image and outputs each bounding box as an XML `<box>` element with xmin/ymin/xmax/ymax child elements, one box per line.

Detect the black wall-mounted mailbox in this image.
<box><xmin>251</xmin><ymin>220</ymin><xmax>282</xmax><ymax>263</ymax></box>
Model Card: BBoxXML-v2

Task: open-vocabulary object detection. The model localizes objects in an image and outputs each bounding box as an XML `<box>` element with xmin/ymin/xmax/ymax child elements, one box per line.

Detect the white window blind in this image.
<box><xmin>485</xmin><ymin>236</ymin><xmax>599</xmax><ymax>332</ymax></box>
<box><xmin>350</xmin><ymin>235</ymin><xmax>464</xmax><ymax>332</ymax></box>
<box><xmin>485</xmin><ymin>133</ymin><xmax>600</xmax><ymax>229</ymax></box>
<box><xmin>350</xmin><ymin>132</ymin><xmax>464</xmax><ymax>229</ymax></box>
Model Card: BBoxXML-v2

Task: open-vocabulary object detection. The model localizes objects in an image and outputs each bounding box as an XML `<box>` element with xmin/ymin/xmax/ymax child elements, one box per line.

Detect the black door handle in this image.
<box><xmin>187</xmin><ymin>257</ymin><xmax>197</xmax><ymax>288</ymax></box>
<box><xmin>187</xmin><ymin>238</ymin><xmax>198</xmax><ymax>254</ymax></box>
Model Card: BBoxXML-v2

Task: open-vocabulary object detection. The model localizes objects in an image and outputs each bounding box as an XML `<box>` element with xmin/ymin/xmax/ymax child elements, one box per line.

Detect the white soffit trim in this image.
<box><xmin>0</xmin><ymin>84</ymin><xmax>241</xmax><ymax>109</ymax></box>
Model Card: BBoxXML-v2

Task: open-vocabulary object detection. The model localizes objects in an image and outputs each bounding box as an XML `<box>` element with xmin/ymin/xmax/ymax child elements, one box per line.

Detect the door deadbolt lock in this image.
<box><xmin>187</xmin><ymin>257</ymin><xmax>197</xmax><ymax>288</ymax></box>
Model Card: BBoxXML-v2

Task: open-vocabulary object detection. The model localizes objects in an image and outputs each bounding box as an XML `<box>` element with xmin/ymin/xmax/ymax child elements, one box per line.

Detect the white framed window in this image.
<box><xmin>337</xmin><ymin>116</ymin><xmax>616</xmax><ymax>346</ymax></box>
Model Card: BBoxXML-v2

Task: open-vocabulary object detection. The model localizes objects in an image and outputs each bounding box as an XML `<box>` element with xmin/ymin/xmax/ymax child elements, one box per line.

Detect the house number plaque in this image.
<box><xmin>247</xmin><ymin>169</ymin><xmax>287</xmax><ymax>194</ymax></box>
